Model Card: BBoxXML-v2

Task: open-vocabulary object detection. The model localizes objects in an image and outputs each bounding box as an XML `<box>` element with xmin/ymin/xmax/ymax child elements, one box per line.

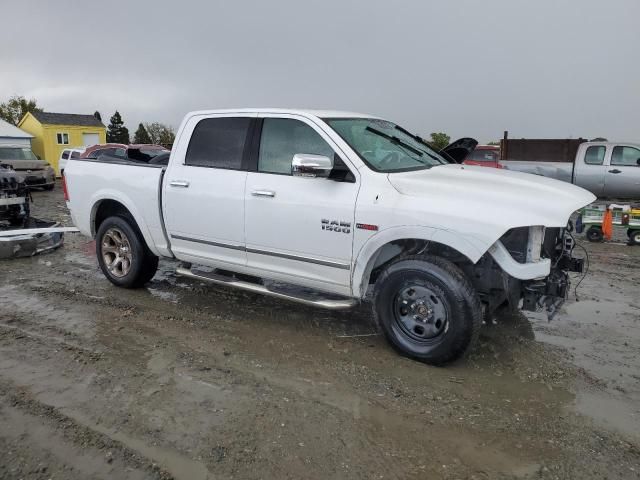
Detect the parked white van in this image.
<box><xmin>59</xmin><ymin>147</ymin><xmax>86</xmax><ymax>175</ymax></box>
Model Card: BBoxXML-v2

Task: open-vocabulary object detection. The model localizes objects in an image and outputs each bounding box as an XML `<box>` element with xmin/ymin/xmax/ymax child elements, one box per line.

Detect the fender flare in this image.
<box><xmin>351</xmin><ymin>225</ymin><xmax>485</xmax><ymax>298</ymax></box>
<box><xmin>89</xmin><ymin>189</ymin><xmax>161</xmax><ymax>257</ymax></box>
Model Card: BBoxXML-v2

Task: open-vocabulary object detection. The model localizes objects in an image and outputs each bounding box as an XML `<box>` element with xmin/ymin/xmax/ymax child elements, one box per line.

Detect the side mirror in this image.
<box><xmin>292</xmin><ymin>154</ymin><xmax>333</xmax><ymax>178</ymax></box>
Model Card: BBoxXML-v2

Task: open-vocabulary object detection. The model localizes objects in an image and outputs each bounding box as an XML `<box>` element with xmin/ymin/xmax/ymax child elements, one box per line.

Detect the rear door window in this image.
<box><xmin>185</xmin><ymin>117</ymin><xmax>251</xmax><ymax>169</ymax></box>
<box><xmin>584</xmin><ymin>145</ymin><xmax>606</xmax><ymax>165</ymax></box>
<box><xmin>70</xmin><ymin>151</ymin><xmax>80</xmax><ymax>159</ymax></box>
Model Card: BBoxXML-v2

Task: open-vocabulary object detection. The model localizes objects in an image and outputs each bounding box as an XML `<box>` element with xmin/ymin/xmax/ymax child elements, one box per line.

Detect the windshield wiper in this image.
<box><xmin>393</xmin><ymin>125</ymin><xmax>448</xmax><ymax>164</ymax></box>
<box><xmin>394</xmin><ymin>125</ymin><xmax>430</xmax><ymax>148</ymax></box>
<box><xmin>365</xmin><ymin>126</ymin><xmax>424</xmax><ymax>157</ymax></box>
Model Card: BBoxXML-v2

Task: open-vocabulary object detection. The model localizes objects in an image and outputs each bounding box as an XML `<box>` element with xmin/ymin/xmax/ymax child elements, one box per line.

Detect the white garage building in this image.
<box><xmin>0</xmin><ymin>118</ymin><xmax>33</xmax><ymax>147</ymax></box>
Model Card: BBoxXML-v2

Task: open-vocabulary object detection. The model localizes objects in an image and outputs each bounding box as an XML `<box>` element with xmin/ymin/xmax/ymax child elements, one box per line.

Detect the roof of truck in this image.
<box><xmin>186</xmin><ymin>108</ymin><xmax>379</xmax><ymax>119</ymax></box>
<box><xmin>583</xmin><ymin>141</ymin><xmax>640</xmax><ymax>147</ymax></box>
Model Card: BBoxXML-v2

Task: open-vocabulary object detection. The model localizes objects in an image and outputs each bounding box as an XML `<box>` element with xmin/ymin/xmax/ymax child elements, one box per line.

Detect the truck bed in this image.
<box><xmin>64</xmin><ymin>157</ymin><xmax>171</xmax><ymax>257</ymax></box>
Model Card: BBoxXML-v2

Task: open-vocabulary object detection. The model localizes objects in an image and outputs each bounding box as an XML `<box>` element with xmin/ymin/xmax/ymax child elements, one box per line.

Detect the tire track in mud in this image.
<box><xmin>0</xmin><ymin>378</ymin><xmax>176</xmax><ymax>480</ymax></box>
<box><xmin>0</xmin><ymin>295</ymin><xmax>529</xmax><ymax>479</ymax></box>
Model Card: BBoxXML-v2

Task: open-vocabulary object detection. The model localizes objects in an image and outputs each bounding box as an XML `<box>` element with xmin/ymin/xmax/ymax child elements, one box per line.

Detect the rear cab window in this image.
<box><xmin>584</xmin><ymin>145</ymin><xmax>606</xmax><ymax>165</ymax></box>
<box><xmin>185</xmin><ymin>117</ymin><xmax>252</xmax><ymax>169</ymax></box>
<box><xmin>61</xmin><ymin>150</ymin><xmax>70</xmax><ymax>160</ymax></box>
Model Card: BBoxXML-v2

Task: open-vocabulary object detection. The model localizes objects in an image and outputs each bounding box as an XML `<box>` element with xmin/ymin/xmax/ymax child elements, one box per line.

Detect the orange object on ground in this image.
<box><xmin>602</xmin><ymin>209</ymin><xmax>614</xmax><ymax>240</ymax></box>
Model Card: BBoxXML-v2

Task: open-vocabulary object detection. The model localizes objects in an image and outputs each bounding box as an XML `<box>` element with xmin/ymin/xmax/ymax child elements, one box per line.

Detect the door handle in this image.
<box><xmin>608</xmin><ymin>169</ymin><xmax>622</xmax><ymax>174</ymax></box>
<box><xmin>251</xmin><ymin>190</ymin><xmax>275</xmax><ymax>198</ymax></box>
<box><xmin>169</xmin><ymin>180</ymin><xmax>190</xmax><ymax>188</ymax></box>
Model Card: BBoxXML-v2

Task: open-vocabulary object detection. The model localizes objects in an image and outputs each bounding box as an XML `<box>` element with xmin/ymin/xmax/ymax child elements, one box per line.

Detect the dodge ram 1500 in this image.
<box><xmin>64</xmin><ymin>109</ymin><xmax>595</xmax><ymax>364</ymax></box>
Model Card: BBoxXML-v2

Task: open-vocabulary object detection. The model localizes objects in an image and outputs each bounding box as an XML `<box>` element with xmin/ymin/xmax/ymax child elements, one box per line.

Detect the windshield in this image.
<box><xmin>0</xmin><ymin>147</ymin><xmax>38</xmax><ymax>161</ymax></box>
<box><xmin>325</xmin><ymin>118</ymin><xmax>448</xmax><ymax>172</ymax></box>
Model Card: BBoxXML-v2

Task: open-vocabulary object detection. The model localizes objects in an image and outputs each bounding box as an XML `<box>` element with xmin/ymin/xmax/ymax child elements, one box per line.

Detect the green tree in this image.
<box><xmin>106</xmin><ymin>111</ymin><xmax>130</xmax><ymax>144</ymax></box>
<box><xmin>133</xmin><ymin>123</ymin><xmax>152</xmax><ymax>144</ymax></box>
<box><xmin>0</xmin><ymin>95</ymin><xmax>43</xmax><ymax>125</ymax></box>
<box><xmin>144</xmin><ymin>122</ymin><xmax>176</xmax><ymax>146</ymax></box>
<box><xmin>428</xmin><ymin>132</ymin><xmax>451</xmax><ymax>151</ymax></box>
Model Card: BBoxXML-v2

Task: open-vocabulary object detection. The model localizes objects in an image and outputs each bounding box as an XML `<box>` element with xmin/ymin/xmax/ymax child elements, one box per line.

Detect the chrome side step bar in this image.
<box><xmin>175</xmin><ymin>266</ymin><xmax>358</xmax><ymax>310</ymax></box>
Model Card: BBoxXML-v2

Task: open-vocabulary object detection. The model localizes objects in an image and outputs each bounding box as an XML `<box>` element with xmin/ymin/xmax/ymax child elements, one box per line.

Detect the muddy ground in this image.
<box><xmin>0</xmin><ymin>186</ymin><xmax>639</xmax><ymax>479</ymax></box>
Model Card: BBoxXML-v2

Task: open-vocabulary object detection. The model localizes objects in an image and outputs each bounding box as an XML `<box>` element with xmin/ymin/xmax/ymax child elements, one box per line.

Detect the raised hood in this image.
<box><xmin>440</xmin><ymin>138</ymin><xmax>478</xmax><ymax>163</ymax></box>
<box><xmin>386</xmin><ymin>164</ymin><xmax>595</xmax><ymax>258</ymax></box>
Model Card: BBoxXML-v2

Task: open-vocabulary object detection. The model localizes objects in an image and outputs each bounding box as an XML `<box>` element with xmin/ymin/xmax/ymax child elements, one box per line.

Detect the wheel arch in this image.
<box><xmin>90</xmin><ymin>194</ymin><xmax>159</xmax><ymax>256</ymax></box>
<box><xmin>351</xmin><ymin>227</ymin><xmax>484</xmax><ymax>298</ymax></box>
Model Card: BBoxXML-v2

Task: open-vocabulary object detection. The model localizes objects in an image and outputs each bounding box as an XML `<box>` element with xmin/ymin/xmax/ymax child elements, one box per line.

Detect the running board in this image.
<box><xmin>175</xmin><ymin>266</ymin><xmax>358</xmax><ymax>310</ymax></box>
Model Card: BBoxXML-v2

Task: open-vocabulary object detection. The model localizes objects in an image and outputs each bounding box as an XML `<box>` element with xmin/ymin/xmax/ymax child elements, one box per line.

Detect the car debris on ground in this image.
<box><xmin>0</xmin><ymin>163</ymin><xmax>76</xmax><ymax>259</ymax></box>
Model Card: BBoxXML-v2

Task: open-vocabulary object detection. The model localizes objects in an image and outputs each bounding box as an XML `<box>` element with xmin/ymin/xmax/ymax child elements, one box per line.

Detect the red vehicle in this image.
<box><xmin>462</xmin><ymin>145</ymin><xmax>503</xmax><ymax>168</ymax></box>
<box><xmin>81</xmin><ymin>143</ymin><xmax>169</xmax><ymax>163</ymax></box>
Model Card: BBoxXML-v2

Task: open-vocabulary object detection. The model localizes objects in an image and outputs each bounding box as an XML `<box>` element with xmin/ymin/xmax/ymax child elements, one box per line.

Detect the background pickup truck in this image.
<box><xmin>64</xmin><ymin>109</ymin><xmax>594</xmax><ymax>365</ymax></box>
<box><xmin>500</xmin><ymin>141</ymin><xmax>640</xmax><ymax>198</ymax></box>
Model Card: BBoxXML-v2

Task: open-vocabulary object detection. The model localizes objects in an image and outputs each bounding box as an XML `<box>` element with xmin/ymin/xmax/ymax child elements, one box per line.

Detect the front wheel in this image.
<box><xmin>629</xmin><ymin>230</ymin><xmax>640</xmax><ymax>246</ymax></box>
<box><xmin>373</xmin><ymin>255</ymin><xmax>481</xmax><ymax>365</ymax></box>
<box><xmin>96</xmin><ymin>216</ymin><xmax>158</xmax><ymax>288</ymax></box>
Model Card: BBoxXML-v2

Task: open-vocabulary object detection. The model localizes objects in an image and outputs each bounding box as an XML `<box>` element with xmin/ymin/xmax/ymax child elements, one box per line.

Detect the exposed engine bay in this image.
<box><xmin>0</xmin><ymin>163</ymin><xmax>30</xmax><ymax>227</ymax></box>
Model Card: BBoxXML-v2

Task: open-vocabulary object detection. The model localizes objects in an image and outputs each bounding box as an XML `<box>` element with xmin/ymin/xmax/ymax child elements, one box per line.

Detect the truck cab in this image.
<box><xmin>574</xmin><ymin>142</ymin><xmax>640</xmax><ymax>198</ymax></box>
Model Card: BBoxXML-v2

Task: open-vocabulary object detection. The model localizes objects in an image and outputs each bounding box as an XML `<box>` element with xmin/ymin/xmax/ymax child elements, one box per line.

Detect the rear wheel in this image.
<box><xmin>373</xmin><ymin>255</ymin><xmax>481</xmax><ymax>365</ymax></box>
<box><xmin>586</xmin><ymin>226</ymin><xmax>604</xmax><ymax>242</ymax></box>
<box><xmin>629</xmin><ymin>230</ymin><xmax>640</xmax><ymax>246</ymax></box>
<box><xmin>96</xmin><ymin>216</ymin><xmax>158</xmax><ymax>288</ymax></box>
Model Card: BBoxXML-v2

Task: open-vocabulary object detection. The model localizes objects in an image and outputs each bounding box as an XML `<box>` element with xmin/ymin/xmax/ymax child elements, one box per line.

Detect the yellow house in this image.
<box><xmin>18</xmin><ymin>111</ymin><xmax>106</xmax><ymax>175</ymax></box>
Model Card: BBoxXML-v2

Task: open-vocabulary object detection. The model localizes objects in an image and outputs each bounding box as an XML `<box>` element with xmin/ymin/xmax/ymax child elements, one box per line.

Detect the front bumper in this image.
<box><xmin>23</xmin><ymin>175</ymin><xmax>53</xmax><ymax>188</ymax></box>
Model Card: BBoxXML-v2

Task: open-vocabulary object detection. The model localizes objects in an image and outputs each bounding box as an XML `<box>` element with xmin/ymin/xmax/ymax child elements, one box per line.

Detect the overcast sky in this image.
<box><xmin>2</xmin><ymin>0</ymin><xmax>639</xmax><ymax>142</ymax></box>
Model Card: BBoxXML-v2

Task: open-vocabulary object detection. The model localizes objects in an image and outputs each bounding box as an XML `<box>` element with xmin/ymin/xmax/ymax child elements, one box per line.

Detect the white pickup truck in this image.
<box><xmin>64</xmin><ymin>109</ymin><xmax>595</xmax><ymax>364</ymax></box>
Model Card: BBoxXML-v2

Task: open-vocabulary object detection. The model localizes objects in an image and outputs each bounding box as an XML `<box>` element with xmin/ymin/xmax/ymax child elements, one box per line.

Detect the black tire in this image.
<box><xmin>373</xmin><ymin>254</ymin><xmax>481</xmax><ymax>365</ymax></box>
<box><xmin>96</xmin><ymin>215</ymin><xmax>158</xmax><ymax>288</ymax></box>
<box><xmin>586</xmin><ymin>226</ymin><xmax>604</xmax><ymax>243</ymax></box>
<box><xmin>629</xmin><ymin>230</ymin><xmax>640</xmax><ymax>245</ymax></box>
<box><xmin>44</xmin><ymin>184</ymin><xmax>55</xmax><ymax>191</ymax></box>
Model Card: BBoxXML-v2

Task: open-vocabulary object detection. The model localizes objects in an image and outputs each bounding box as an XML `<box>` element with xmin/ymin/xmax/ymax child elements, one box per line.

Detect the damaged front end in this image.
<box><xmin>0</xmin><ymin>163</ymin><xmax>30</xmax><ymax>227</ymax></box>
<box><xmin>1</xmin><ymin>163</ymin><xmax>70</xmax><ymax>259</ymax></box>
<box><xmin>499</xmin><ymin>226</ymin><xmax>584</xmax><ymax>319</ymax></box>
